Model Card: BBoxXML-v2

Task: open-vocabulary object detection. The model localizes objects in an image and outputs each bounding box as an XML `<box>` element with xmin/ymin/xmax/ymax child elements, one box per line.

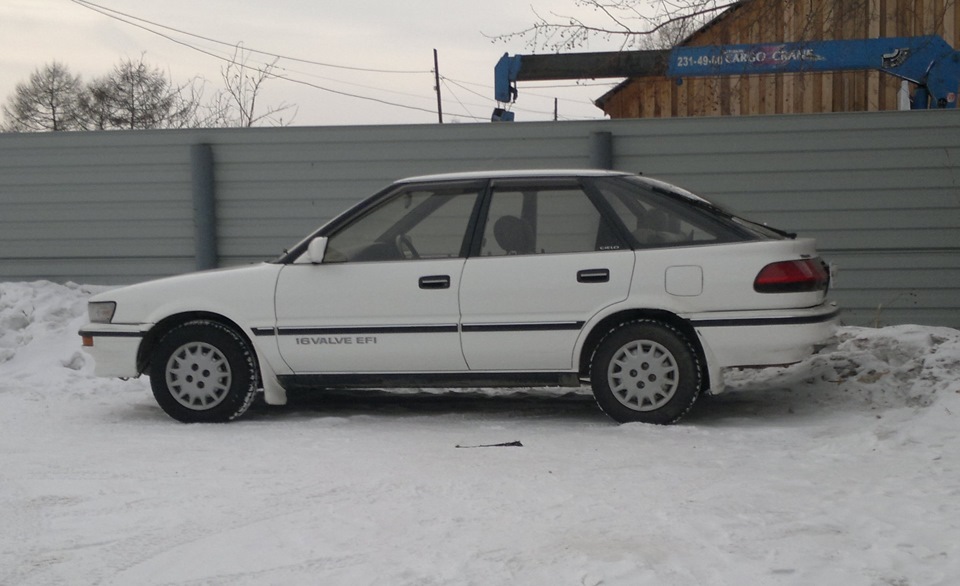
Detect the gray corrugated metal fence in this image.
<box><xmin>1</xmin><ymin>111</ymin><xmax>957</xmax><ymax>327</ymax></box>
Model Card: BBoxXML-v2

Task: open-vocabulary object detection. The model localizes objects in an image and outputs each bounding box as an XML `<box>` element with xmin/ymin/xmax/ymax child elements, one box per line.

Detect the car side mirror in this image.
<box><xmin>307</xmin><ymin>237</ymin><xmax>328</xmax><ymax>264</ymax></box>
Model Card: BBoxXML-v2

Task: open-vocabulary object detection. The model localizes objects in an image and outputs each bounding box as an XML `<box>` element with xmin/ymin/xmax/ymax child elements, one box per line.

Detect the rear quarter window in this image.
<box><xmin>589</xmin><ymin>176</ymin><xmax>764</xmax><ymax>248</ymax></box>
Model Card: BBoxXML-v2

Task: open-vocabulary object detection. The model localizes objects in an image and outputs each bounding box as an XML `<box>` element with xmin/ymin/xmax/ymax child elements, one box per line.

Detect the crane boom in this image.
<box><xmin>494</xmin><ymin>35</ymin><xmax>960</xmax><ymax>119</ymax></box>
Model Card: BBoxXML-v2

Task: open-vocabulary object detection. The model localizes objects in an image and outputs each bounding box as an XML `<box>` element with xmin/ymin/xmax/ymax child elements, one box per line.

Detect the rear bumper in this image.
<box><xmin>690</xmin><ymin>302</ymin><xmax>839</xmax><ymax>368</ymax></box>
<box><xmin>79</xmin><ymin>324</ymin><xmax>147</xmax><ymax>378</ymax></box>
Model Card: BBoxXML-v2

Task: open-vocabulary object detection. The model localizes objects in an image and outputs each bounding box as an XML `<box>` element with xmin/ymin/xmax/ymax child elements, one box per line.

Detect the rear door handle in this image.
<box><xmin>419</xmin><ymin>275</ymin><xmax>451</xmax><ymax>289</ymax></box>
<box><xmin>577</xmin><ymin>269</ymin><xmax>609</xmax><ymax>283</ymax></box>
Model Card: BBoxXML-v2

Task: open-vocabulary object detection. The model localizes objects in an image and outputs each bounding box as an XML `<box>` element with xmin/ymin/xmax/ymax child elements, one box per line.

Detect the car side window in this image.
<box><xmin>325</xmin><ymin>186</ymin><xmax>480</xmax><ymax>262</ymax></box>
<box><xmin>592</xmin><ymin>177</ymin><xmax>741</xmax><ymax>248</ymax></box>
<box><xmin>480</xmin><ymin>185</ymin><xmax>615</xmax><ymax>256</ymax></box>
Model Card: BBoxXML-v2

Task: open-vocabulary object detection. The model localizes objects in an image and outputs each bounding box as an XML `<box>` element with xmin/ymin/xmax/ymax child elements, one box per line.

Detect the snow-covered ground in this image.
<box><xmin>1</xmin><ymin>280</ymin><xmax>958</xmax><ymax>586</ymax></box>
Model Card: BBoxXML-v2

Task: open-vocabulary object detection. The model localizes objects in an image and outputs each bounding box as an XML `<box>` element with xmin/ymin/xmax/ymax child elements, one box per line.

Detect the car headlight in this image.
<box><xmin>88</xmin><ymin>301</ymin><xmax>117</xmax><ymax>323</ymax></box>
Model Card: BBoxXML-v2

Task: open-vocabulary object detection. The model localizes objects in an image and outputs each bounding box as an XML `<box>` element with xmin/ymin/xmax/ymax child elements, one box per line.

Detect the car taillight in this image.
<box><xmin>754</xmin><ymin>258</ymin><xmax>829</xmax><ymax>293</ymax></box>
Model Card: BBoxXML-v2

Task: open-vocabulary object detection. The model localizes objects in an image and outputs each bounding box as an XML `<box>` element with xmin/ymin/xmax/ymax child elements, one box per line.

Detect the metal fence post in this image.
<box><xmin>589</xmin><ymin>131</ymin><xmax>614</xmax><ymax>170</ymax></box>
<box><xmin>190</xmin><ymin>143</ymin><xmax>218</xmax><ymax>271</ymax></box>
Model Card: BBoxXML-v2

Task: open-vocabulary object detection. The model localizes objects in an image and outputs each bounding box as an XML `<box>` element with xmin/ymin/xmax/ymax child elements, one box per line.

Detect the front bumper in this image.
<box><xmin>79</xmin><ymin>324</ymin><xmax>148</xmax><ymax>378</ymax></box>
<box><xmin>690</xmin><ymin>302</ymin><xmax>839</xmax><ymax>368</ymax></box>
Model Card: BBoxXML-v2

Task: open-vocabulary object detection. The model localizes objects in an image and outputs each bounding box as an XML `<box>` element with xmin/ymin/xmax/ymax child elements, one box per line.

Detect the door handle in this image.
<box><xmin>419</xmin><ymin>275</ymin><xmax>451</xmax><ymax>289</ymax></box>
<box><xmin>577</xmin><ymin>269</ymin><xmax>609</xmax><ymax>283</ymax></box>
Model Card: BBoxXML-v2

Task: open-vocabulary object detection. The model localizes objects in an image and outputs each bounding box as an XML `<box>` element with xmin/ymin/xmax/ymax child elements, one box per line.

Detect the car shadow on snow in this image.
<box><xmin>247</xmin><ymin>383</ymin><xmax>860</xmax><ymax>426</ymax></box>
<box><xmin>119</xmin><ymin>380</ymin><xmax>882</xmax><ymax>426</ymax></box>
<box><xmin>683</xmin><ymin>388</ymin><xmax>814</xmax><ymax>425</ymax></box>
<box><xmin>251</xmin><ymin>388</ymin><xmax>608</xmax><ymax>423</ymax></box>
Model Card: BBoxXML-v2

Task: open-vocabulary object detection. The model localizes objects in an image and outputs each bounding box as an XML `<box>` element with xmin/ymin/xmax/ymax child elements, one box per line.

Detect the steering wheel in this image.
<box><xmin>395</xmin><ymin>233</ymin><xmax>420</xmax><ymax>259</ymax></box>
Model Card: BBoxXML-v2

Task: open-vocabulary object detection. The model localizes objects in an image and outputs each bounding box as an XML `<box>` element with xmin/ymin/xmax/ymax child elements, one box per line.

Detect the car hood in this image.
<box><xmin>91</xmin><ymin>262</ymin><xmax>284</xmax><ymax>327</ymax></box>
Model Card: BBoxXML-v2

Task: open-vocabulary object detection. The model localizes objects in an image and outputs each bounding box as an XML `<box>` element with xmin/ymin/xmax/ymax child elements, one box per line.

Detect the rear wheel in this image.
<box><xmin>590</xmin><ymin>320</ymin><xmax>701</xmax><ymax>424</ymax></box>
<box><xmin>149</xmin><ymin>320</ymin><xmax>258</xmax><ymax>423</ymax></box>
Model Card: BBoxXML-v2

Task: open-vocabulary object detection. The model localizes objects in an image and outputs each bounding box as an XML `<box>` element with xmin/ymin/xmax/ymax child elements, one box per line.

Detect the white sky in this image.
<box><xmin>0</xmin><ymin>0</ymin><xmax>637</xmax><ymax>126</ymax></box>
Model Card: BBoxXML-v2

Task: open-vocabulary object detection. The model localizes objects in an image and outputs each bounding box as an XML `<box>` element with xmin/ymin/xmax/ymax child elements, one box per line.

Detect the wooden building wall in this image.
<box><xmin>599</xmin><ymin>0</ymin><xmax>960</xmax><ymax>118</ymax></box>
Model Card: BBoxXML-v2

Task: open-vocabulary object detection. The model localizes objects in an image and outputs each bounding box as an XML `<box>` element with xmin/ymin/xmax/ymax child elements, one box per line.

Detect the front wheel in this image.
<box><xmin>149</xmin><ymin>320</ymin><xmax>259</xmax><ymax>423</ymax></box>
<box><xmin>590</xmin><ymin>320</ymin><xmax>702</xmax><ymax>424</ymax></box>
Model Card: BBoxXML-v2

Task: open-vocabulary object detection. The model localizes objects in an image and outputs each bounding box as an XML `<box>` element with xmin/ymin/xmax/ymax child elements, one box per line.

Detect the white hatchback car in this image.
<box><xmin>81</xmin><ymin>170</ymin><xmax>837</xmax><ymax>424</ymax></box>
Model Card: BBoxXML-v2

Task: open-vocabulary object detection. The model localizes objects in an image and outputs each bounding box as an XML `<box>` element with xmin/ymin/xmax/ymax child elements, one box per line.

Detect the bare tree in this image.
<box><xmin>4</xmin><ymin>50</ymin><xmax>297</xmax><ymax>132</ymax></box>
<box><xmin>2</xmin><ymin>62</ymin><xmax>84</xmax><ymax>131</ymax></box>
<box><xmin>496</xmin><ymin>0</ymin><xmax>960</xmax><ymax>51</ymax></box>
<box><xmin>491</xmin><ymin>0</ymin><xmax>738</xmax><ymax>51</ymax></box>
<box><xmin>77</xmin><ymin>77</ymin><xmax>115</xmax><ymax>130</ymax></box>
<box><xmin>217</xmin><ymin>44</ymin><xmax>296</xmax><ymax>127</ymax></box>
<box><xmin>95</xmin><ymin>55</ymin><xmax>196</xmax><ymax>129</ymax></box>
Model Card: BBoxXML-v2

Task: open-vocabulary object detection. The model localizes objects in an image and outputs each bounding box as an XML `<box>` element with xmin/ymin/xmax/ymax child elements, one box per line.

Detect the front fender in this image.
<box><xmin>89</xmin><ymin>263</ymin><xmax>290</xmax><ymax>401</ymax></box>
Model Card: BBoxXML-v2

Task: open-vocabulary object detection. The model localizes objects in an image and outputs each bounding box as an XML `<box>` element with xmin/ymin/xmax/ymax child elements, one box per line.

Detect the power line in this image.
<box><xmin>440</xmin><ymin>79</ymin><xmax>477</xmax><ymax>121</ymax></box>
<box><xmin>523</xmin><ymin>81</ymin><xmax>621</xmax><ymax>89</ymax></box>
<box><xmin>446</xmin><ymin>76</ymin><xmax>615</xmax><ymax>90</ymax></box>
<box><xmin>442</xmin><ymin>74</ymin><xmax>615</xmax><ymax>107</ymax></box>
<box><xmin>440</xmin><ymin>77</ymin><xmax>490</xmax><ymax>102</ymax></box>
<box><xmin>442</xmin><ymin>77</ymin><xmax>606</xmax><ymax>119</ymax></box>
<box><xmin>69</xmin><ymin>0</ymin><xmax>443</xmax><ymax>117</ymax></box>
<box><xmin>67</xmin><ymin>0</ymin><xmax>609</xmax><ymax>122</ymax></box>
<box><xmin>438</xmin><ymin>78</ymin><xmax>553</xmax><ymax>117</ymax></box>
<box><xmin>70</xmin><ymin>0</ymin><xmax>431</xmax><ymax>75</ymax></box>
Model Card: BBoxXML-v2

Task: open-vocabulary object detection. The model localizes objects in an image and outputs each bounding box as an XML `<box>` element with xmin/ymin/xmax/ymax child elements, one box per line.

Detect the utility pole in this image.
<box><xmin>433</xmin><ymin>49</ymin><xmax>443</xmax><ymax>124</ymax></box>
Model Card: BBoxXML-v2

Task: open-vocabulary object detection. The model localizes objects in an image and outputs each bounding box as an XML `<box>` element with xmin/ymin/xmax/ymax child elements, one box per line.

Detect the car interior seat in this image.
<box><xmin>493</xmin><ymin>215</ymin><xmax>535</xmax><ymax>255</ymax></box>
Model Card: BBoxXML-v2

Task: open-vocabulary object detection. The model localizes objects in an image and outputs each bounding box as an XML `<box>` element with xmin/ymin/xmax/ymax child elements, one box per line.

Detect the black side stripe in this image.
<box><xmin>254</xmin><ymin>321</ymin><xmax>586</xmax><ymax>336</ymax></box>
<box><xmin>78</xmin><ymin>329</ymin><xmax>144</xmax><ymax>338</ymax></box>
<box><xmin>461</xmin><ymin>321</ymin><xmax>585</xmax><ymax>333</ymax></box>
<box><xmin>691</xmin><ymin>308</ymin><xmax>840</xmax><ymax>328</ymax></box>
<box><xmin>258</xmin><ymin>311</ymin><xmax>834</xmax><ymax>337</ymax></box>
<box><xmin>260</xmin><ymin>325</ymin><xmax>459</xmax><ymax>337</ymax></box>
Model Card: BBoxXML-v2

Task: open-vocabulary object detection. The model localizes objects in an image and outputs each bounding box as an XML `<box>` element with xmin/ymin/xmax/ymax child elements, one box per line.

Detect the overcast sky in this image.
<box><xmin>0</xmin><ymin>0</ymin><xmax>634</xmax><ymax>126</ymax></box>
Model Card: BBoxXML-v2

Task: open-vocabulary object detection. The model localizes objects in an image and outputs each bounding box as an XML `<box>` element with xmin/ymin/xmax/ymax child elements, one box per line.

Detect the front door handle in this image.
<box><xmin>577</xmin><ymin>269</ymin><xmax>609</xmax><ymax>283</ymax></box>
<box><xmin>419</xmin><ymin>275</ymin><xmax>451</xmax><ymax>289</ymax></box>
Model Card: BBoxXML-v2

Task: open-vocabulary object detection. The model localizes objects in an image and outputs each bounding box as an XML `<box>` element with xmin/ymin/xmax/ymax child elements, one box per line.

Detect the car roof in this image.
<box><xmin>395</xmin><ymin>170</ymin><xmax>718</xmax><ymax>207</ymax></box>
<box><xmin>397</xmin><ymin>169</ymin><xmax>632</xmax><ymax>183</ymax></box>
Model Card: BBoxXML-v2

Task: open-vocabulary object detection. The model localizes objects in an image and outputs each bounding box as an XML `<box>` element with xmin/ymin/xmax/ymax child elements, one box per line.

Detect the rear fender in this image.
<box><xmin>577</xmin><ymin>306</ymin><xmax>719</xmax><ymax>394</ymax></box>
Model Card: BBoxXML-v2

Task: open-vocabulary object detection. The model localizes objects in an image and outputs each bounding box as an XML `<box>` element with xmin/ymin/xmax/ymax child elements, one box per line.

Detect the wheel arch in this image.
<box><xmin>578</xmin><ymin>308</ymin><xmax>710</xmax><ymax>391</ymax></box>
<box><xmin>137</xmin><ymin>312</ymin><xmax>260</xmax><ymax>383</ymax></box>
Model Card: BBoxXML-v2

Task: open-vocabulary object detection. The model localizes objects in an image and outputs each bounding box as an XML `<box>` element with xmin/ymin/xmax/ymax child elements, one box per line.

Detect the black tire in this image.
<box><xmin>148</xmin><ymin>320</ymin><xmax>258</xmax><ymax>423</ymax></box>
<box><xmin>590</xmin><ymin>320</ymin><xmax>702</xmax><ymax>424</ymax></box>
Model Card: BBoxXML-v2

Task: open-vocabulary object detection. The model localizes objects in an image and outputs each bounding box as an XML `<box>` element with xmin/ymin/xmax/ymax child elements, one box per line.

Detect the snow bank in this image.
<box><xmin>0</xmin><ymin>281</ymin><xmax>103</xmax><ymax>375</ymax></box>
<box><xmin>1</xmin><ymin>281</ymin><xmax>958</xmax><ymax>586</ymax></box>
<box><xmin>723</xmin><ymin>322</ymin><xmax>960</xmax><ymax>429</ymax></box>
